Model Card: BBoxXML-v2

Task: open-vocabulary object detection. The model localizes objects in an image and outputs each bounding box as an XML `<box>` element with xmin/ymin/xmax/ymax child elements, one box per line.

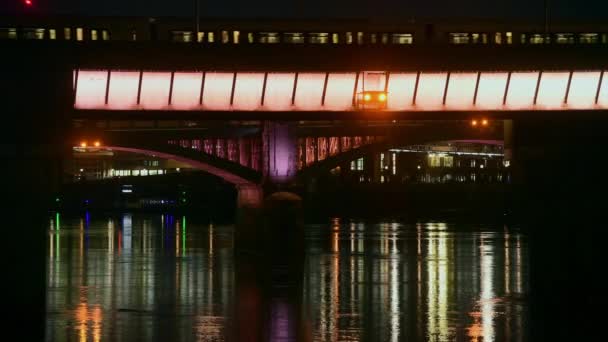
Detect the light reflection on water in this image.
<box><xmin>46</xmin><ymin>213</ymin><xmax>528</xmax><ymax>341</ymax></box>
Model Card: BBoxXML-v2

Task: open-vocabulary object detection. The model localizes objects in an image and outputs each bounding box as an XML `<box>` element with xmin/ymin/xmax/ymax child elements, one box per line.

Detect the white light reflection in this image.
<box><xmin>426</xmin><ymin>223</ymin><xmax>451</xmax><ymax>341</ymax></box>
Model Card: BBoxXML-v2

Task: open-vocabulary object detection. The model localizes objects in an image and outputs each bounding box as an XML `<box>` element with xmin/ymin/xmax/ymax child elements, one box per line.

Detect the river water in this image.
<box><xmin>45</xmin><ymin>213</ymin><xmax>528</xmax><ymax>341</ymax></box>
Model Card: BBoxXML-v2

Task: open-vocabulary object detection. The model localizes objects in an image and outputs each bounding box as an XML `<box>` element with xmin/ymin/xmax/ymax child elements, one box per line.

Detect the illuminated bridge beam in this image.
<box><xmin>74</xmin><ymin>69</ymin><xmax>608</xmax><ymax>112</ymax></box>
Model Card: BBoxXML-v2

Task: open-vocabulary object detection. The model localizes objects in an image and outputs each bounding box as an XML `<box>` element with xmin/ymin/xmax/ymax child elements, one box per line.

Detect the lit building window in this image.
<box><xmin>171</xmin><ymin>31</ymin><xmax>193</xmax><ymax>42</ymax></box>
<box><xmin>579</xmin><ymin>33</ymin><xmax>599</xmax><ymax>44</ymax></box>
<box><xmin>207</xmin><ymin>32</ymin><xmax>214</xmax><ymax>43</ymax></box>
<box><xmin>49</xmin><ymin>29</ymin><xmax>56</xmax><ymax>40</ymax></box>
<box><xmin>332</xmin><ymin>33</ymin><xmax>339</xmax><ymax>44</ymax></box>
<box><xmin>470</xmin><ymin>159</ymin><xmax>476</xmax><ymax>168</ymax></box>
<box><xmin>350</xmin><ymin>160</ymin><xmax>356</xmax><ymax>170</ymax></box>
<box><xmin>370</xmin><ymin>33</ymin><xmax>377</xmax><ymax>44</ymax></box>
<box><xmin>449</xmin><ymin>33</ymin><xmax>469</xmax><ymax>44</ymax></box>
<box><xmin>391</xmin><ymin>153</ymin><xmax>396</xmax><ymax>174</ymax></box>
<box><xmin>221</xmin><ymin>30</ymin><xmax>229</xmax><ymax>43</ymax></box>
<box><xmin>380</xmin><ymin>153</ymin><xmax>385</xmax><ymax>170</ymax></box>
<box><xmin>346</xmin><ymin>32</ymin><xmax>353</xmax><ymax>44</ymax></box>
<box><xmin>357</xmin><ymin>158</ymin><xmax>364</xmax><ymax>171</ymax></box>
<box><xmin>556</xmin><ymin>33</ymin><xmax>575</xmax><ymax>44</ymax></box>
<box><xmin>76</xmin><ymin>28</ymin><xmax>84</xmax><ymax>41</ymax></box>
<box><xmin>309</xmin><ymin>32</ymin><xmax>329</xmax><ymax>44</ymax></box>
<box><xmin>494</xmin><ymin>32</ymin><xmax>502</xmax><ymax>44</ymax></box>
<box><xmin>64</xmin><ymin>27</ymin><xmax>71</xmax><ymax>40</ymax></box>
<box><xmin>258</xmin><ymin>32</ymin><xmax>279</xmax><ymax>43</ymax></box>
<box><xmin>391</xmin><ymin>33</ymin><xmax>413</xmax><ymax>44</ymax></box>
<box><xmin>471</xmin><ymin>33</ymin><xmax>480</xmax><ymax>43</ymax></box>
<box><xmin>357</xmin><ymin>32</ymin><xmax>364</xmax><ymax>44</ymax></box>
<box><xmin>284</xmin><ymin>32</ymin><xmax>305</xmax><ymax>43</ymax></box>
<box><xmin>381</xmin><ymin>33</ymin><xmax>388</xmax><ymax>44</ymax></box>
<box><xmin>90</xmin><ymin>29</ymin><xmax>98</xmax><ymax>41</ymax></box>
<box><xmin>102</xmin><ymin>30</ymin><xmax>110</xmax><ymax>40</ymax></box>
<box><xmin>506</xmin><ymin>31</ymin><xmax>513</xmax><ymax>44</ymax></box>
<box><xmin>233</xmin><ymin>30</ymin><xmax>240</xmax><ymax>43</ymax></box>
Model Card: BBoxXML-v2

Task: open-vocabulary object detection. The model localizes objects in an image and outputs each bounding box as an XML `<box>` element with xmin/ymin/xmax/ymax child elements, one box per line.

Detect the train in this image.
<box><xmin>2</xmin><ymin>15</ymin><xmax>608</xmax><ymax>46</ymax></box>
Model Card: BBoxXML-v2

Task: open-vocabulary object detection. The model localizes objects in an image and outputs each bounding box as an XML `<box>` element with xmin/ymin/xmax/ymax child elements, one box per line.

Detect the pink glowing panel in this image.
<box><xmin>386</xmin><ymin>73</ymin><xmax>417</xmax><ymax>110</ymax></box>
<box><xmin>263</xmin><ymin>73</ymin><xmax>295</xmax><ymax>111</ymax></box>
<box><xmin>325</xmin><ymin>73</ymin><xmax>357</xmax><ymax>110</ymax></box>
<box><xmin>107</xmin><ymin>71</ymin><xmax>140</xmax><ymax>110</ymax></box>
<box><xmin>415</xmin><ymin>73</ymin><xmax>447</xmax><ymax>110</ymax></box>
<box><xmin>202</xmin><ymin>72</ymin><xmax>234</xmax><ymax>110</ymax></box>
<box><xmin>505</xmin><ymin>72</ymin><xmax>539</xmax><ymax>109</ymax></box>
<box><xmin>597</xmin><ymin>72</ymin><xmax>608</xmax><ymax>108</ymax></box>
<box><xmin>74</xmin><ymin>70</ymin><xmax>107</xmax><ymax>109</ymax></box>
<box><xmin>294</xmin><ymin>73</ymin><xmax>325</xmax><ymax>110</ymax></box>
<box><xmin>536</xmin><ymin>72</ymin><xmax>570</xmax><ymax>109</ymax></box>
<box><xmin>171</xmin><ymin>72</ymin><xmax>203</xmax><ymax>110</ymax></box>
<box><xmin>476</xmin><ymin>73</ymin><xmax>508</xmax><ymax>110</ymax></box>
<box><xmin>567</xmin><ymin>71</ymin><xmax>601</xmax><ymax>109</ymax></box>
<box><xmin>139</xmin><ymin>72</ymin><xmax>171</xmax><ymax>110</ymax></box>
<box><xmin>445</xmin><ymin>73</ymin><xmax>477</xmax><ymax>110</ymax></box>
<box><xmin>233</xmin><ymin>73</ymin><xmax>265</xmax><ymax>110</ymax></box>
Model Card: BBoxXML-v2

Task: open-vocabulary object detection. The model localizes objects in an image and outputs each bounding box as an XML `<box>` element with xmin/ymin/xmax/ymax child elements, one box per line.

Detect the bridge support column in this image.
<box><xmin>262</xmin><ymin>121</ymin><xmax>298</xmax><ymax>191</ymax></box>
<box><xmin>512</xmin><ymin>119</ymin><xmax>607</xmax><ymax>340</ymax></box>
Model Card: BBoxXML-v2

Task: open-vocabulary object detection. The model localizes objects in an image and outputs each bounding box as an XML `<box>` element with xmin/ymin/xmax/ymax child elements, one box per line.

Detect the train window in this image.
<box><xmin>520</xmin><ymin>33</ymin><xmax>526</xmax><ymax>44</ymax></box>
<box><xmin>131</xmin><ymin>29</ymin><xmax>137</xmax><ymax>41</ymax></box>
<box><xmin>529</xmin><ymin>34</ymin><xmax>547</xmax><ymax>44</ymax></box>
<box><xmin>247</xmin><ymin>32</ymin><xmax>254</xmax><ymax>43</ymax></box>
<box><xmin>332</xmin><ymin>33</ymin><xmax>339</xmax><ymax>44</ymax></box>
<box><xmin>346</xmin><ymin>32</ymin><xmax>353</xmax><ymax>44</ymax></box>
<box><xmin>602</xmin><ymin>33</ymin><xmax>608</xmax><ymax>44</ymax></box>
<box><xmin>76</xmin><ymin>28</ymin><xmax>84</xmax><ymax>41</ymax></box>
<box><xmin>102</xmin><ymin>30</ymin><xmax>110</xmax><ymax>41</ymax></box>
<box><xmin>233</xmin><ymin>31</ymin><xmax>240</xmax><ymax>43</ymax></box>
<box><xmin>309</xmin><ymin>32</ymin><xmax>329</xmax><ymax>44</ymax></box>
<box><xmin>482</xmin><ymin>33</ymin><xmax>488</xmax><ymax>44</ymax></box>
<box><xmin>197</xmin><ymin>31</ymin><xmax>204</xmax><ymax>42</ymax></box>
<box><xmin>494</xmin><ymin>32</ymin><xmax>502</xmax><ymax>44</ymax></box>
<box><xmin>449</xmin><ymin>33</ymin><xmax>469</xmax><ymax>44</ymax></box>
<box><xmin>555</xmin><ymin>33</ymin><xmax>575</xmax><ymax>44</ymax></box>
<box><xmin>370</xmin><ymin>33</ymin><xmax>377</xmax><ymax>44</ymax></box>
<box><xmin>391</xmin><ymin>33</ymin><xmax>413</xmax><ymax>44</ymax></box>
<box><xmin>91</xmin><ymin>29</ymin><xmax>98</xmax><ymax>41</ymax></box>
<box><xmin>506</xmin><ymin>32</ymin><xmax>513</xmax><ymax>44</ymax></box>
<box><xmin>49</xmin><ymin>29</ymin><xmax>56</xmax><ymax>40</ymax></box>
<box><xmin>579</xmin><ymin>33</ymin><xmax>599</xmax><ymax>44</ymax></box>
<box><xmin>207</xmin><ymin>32</ymin><xmax>215</xmax><ymax>43</ymax></box>
<box><xmin>0</xmin><ymin>28</ymin><xmax>17</xmax><ymax>39</ymax></box>
<box><xmin>381</xmin><ymin>33</ymin><xmax>389</xmax><ymax>44</ymax></box>
<box><xmin>171</xmin><ymin>31</ymin><xmax>193</xmax><ymax>42</ymax></box>
<box><xmin>258</xmin><ymin>32</ymin><xmax>279</xmax><ymax>43</ymax></box>
<box><xmin>64</xmin><ymin>28</ymin><xmax>71</xmax><ymax>40</ymax></box>
<box><xmin>23</xmin><ymin>28</ymin><xmax>45</xmax><ymax>40</ymax></box>
<box><xmin>357</xmin><ymin>32</ymin><xmax>364</xmax><ymax>44</ymax></box>
<box><xmin>221</xmin><ymin>30</ymin><xmax>229</xmax><ymax>43</ymax></box>
<box><xmin>284</xmin><ymin>32</ymin><xmax>305</xmax><ymax>43</ymax></box>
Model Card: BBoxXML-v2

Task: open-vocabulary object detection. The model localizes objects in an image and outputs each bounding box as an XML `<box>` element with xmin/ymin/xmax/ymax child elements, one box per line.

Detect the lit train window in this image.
<box><xmin>221</xmin><ymin>30</ymin><xmax>229</xmax><ymax>43</ymax></box>
<box><xmin>284</xmin><ymin>32</ymin><xmax>305</xmax><ymax>43</ymax></box>
<box><xmin>233</xmin><ymin>31</ymin><xmax>240</xmax><ymax>43</ymax></box>
<box><xmin>332</xmin><ymin>33</ymin><xmax>339</xmax><ymax>44</ymax></box>
<box><xmin>207</xmin><ymin>32</ymin><xmax>214</xmax><ymax>43</ymax></box>
<box><xmin>49</xmin><ymin>29</ymin><xmax>56</xmax><ymax>40</ymax></box>
<box><xmin>381</xmin><ymin>33</ymin><xmax>388</xmax><ymax>44</ymax></box>
<box><xmin>357</xmin><ymin>32</ymin><xmax>364</xmax><ymax>44</ymax></box>
<box><xmin>76</xmin><ymin>27</ymin><xmax>83</xmax><ymax>41</ymax></box>
<box><xmin>171</xmin><ymin>31</ymin><xmax>193</xmax><ymax>42</ymax></box>
<box><xmin>102</xmin><ymin>30</ymin><xmax>110</xmax><ymax>41</ymax></box>
<box><xmin>370</xmin><ymin>33</ymin><xmax>377</xmax><ymax>44</ymax></box>
<box><xmin>579</xmin><ymin>33</ymin><xmax>599</xmax><ymax>44</ymax></box>
<box><xmin>346</xmin><ymin>32</ymin><xmax>353</xmax><ymax>44</ymax></box>
<box><xmin>506</xmin><ymin>32</ymin><xmax>512</xmax><ymax>44</ymax></box>
<box><xmin>529</xmin><ymin>34</ymin><xmax>548</xmax><ymax>44</ymax></box>
<box><xmin>391</xmin><ymin>33</ymin><xmax>413</xmax><ymax>44</ymax></box>
<box><xmin>449</xmin><ymin>33</ymin><xmax>469</xmax><ymax>44</ymax></box>
<box><xmin>247</xmin><ymin>32</ymin><xmax>254</xmax><ymax>43</ymax></box>
<box><xmin>64</xmin><ymin>27</ymin><xmax>71</xmax><ymax>40</ymax></box>
<box><xmin>309</xmin><ymin>32</ymin><xmax>329</xmax><ymax>44</ymax></box>
<box><xmin>91</xmin><ymin>29</ymin><xmax>98</xmax><ymax>41</ymax></box>
<box><xmin>494</xmin><ymin>32</ymin><xmax>502</xmax><ymax>44</ymax></box>
<box><xmin>23</xmin><ymin>28</ymin><xmax>44</xmax><ymax>40</ymax></box>
<box><xmin>196</xmin><ymin>31</ymin><xmax>204</xmax><ymax>42</ymax></box>
<box><xmin>258</xmin><ymin>32</ymin><xmax>279</xmax><ymax>43</ymax></box>
<box><xmin>555</xmin><ymin>33</ymin><xmax>575</xmax><ymax>44</ymax></box>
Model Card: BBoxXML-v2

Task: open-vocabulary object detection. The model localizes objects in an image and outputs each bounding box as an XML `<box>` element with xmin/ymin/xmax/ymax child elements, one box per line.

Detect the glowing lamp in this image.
<box><xmin>471</xmin><ymin>120</ymin><xmax>478</xmax><ymax>127</ymax></box>
<box><xmin>378</xmin><ymin>93</ymin><xmax>387</xmax><ymax>102</ymax></box>
<box><xmin>24</xmin><ymin>0</ymin><xmax>33</xmax><ymax>6</ymax></box>
<box><xmin>482</xmin><ymin>119</ymin><xmax>489</xmax><ymax>126</ymax></box>
<box><xmin>363</xmin><ymin>93</ymin><xmax>371</xmax><ymax>101</ymax></box>
<box><xmin>80</xmin><ymin>141</ymin><xmax>87</xmax><ymax>148</ymax></box>
<box><xmin>94</xmin><ymin>141</ymin><xmax>101</xmax><ymax>147</ymax></box>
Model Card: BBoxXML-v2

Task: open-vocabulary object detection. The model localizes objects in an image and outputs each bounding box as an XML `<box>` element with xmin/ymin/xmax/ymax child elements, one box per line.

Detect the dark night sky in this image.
<box><xmin>2</xmin><ymin>0</ymin><xmax>608</xmax><ymax>19</ymax></box>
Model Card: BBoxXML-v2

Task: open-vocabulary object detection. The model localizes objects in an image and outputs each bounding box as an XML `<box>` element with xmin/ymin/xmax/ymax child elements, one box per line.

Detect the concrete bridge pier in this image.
<box><xmin>511</xmin><ymin>119</ymin><xmax>607</xmax><ymax>340</ymax></box>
